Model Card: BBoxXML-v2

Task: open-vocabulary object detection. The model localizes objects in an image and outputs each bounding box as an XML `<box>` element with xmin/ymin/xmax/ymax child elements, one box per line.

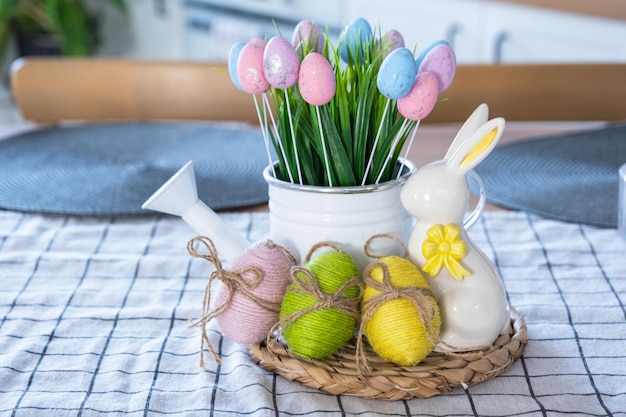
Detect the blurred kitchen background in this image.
<box><xmin>1</xmin><ymin>0</ymin><xmax>626</xmax><ymax>123</ymax></box>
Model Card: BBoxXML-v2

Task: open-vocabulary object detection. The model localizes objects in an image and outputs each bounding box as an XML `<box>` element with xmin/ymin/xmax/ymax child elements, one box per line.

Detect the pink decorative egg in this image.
<box><xmin>397</xmin><ymin>72</ymin><xmax>439</xmax><ymax>121</ymax></box>
<box><xmin>237</xmin><ymin>38</ymin><xmax>270</xmax><ymax>94</ymax></box>
<box><xmin>264</xmin><ymin>36</ymin><xmax>300</xmax><ymax>89</ymax></box>
<box><xmin>250</xmin><ymin>37</ymin><xmax>266</xmax><ymax>48</ymax></box>
<box><xmin>416</xmin><ymin>40</ymin><xmax>456</xmax><ymax>93</ymax></box>
<box><xmin>298</xmin><ymin>52</ymin><xmax>336</xmax><ymax>106</ymax></box>
<box><xmin>292</xmin><ymin>19</ymin><xmax>325</xmax><ymax>53</ymax></box>
<box><xmin>379</xmin><ymin>29</ymin><xmax>405</xmax><ymax>58</ymax></box>
<box><xmin>214</xmin><ymin>240</ymin><xmax>295</xmax><ymax>345</ymax></box>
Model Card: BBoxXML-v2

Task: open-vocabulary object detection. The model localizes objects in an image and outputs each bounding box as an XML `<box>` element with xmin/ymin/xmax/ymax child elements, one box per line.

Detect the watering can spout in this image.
<box><xmin>142</xmin><ymin>161</ymin><xmax>250</xmax><ymax>261</ymax></box>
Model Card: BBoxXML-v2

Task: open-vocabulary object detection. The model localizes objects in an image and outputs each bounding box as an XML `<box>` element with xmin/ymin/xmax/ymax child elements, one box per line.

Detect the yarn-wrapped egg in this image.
<box><xmin>213</xmin><ymin>240</ymin><xmax>296</xmax><ymax>344</ymax></box>
<box><xmin>187</xmin><ymin>237</ymin><xmax>295</xmax><ymax>366</ymax></box>
<box><xmin>278</xmin><ymin>246</ymin><xmax>361</xmax><ymax>359</ymax></box>
<box><xmin>361</xmin><ymin>256</ymin><xmax>440</xmax><ymax>366</ymax></box>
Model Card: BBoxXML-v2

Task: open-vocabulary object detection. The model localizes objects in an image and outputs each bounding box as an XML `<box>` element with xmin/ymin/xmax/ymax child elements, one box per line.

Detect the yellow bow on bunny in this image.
<box><xmin>421</xmin><ymin>223</ymin><xmax>472</xmax><ymax>281</ymax></box>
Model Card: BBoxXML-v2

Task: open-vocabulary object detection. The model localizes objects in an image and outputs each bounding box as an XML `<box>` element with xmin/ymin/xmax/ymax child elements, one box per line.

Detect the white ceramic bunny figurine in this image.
<box><xmin>400</xmin><ymin>104</ymin><xmax>510</xmax><ymax>351</ymax></box>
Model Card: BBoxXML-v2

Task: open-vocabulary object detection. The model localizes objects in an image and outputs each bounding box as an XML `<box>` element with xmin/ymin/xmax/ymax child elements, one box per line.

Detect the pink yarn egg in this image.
<box><xmin>215</xmin><ymin>240</ymin><xmax>295</xmax><ymax>345</ymax></box>
<box><xmin>416</xmin><ymin>40</ymin><xmax>456</xmax><ymax>93</ymax></box>
<box><xmin>298</xmin><ymin>52</ymin><xmax>336</xmax><ymax>106</ymax></box>
<box><xmin>237</xmin><ymin>38</ymin><xmax>270</xmax><ymax>94</ymax></box>
<box><xmin>292</xmin><ymin>19</ymin><xmax>325</xmax><ymax>53</ymax></box>
<box><xmin>397</xmin><ymin>72</ymin><xmax>439</xmax><ymax>121</ymax></box>
<box><xmin>264</xmin><ymin>36</ymin><xmax>300</xmax><ymax>89</ymax></box>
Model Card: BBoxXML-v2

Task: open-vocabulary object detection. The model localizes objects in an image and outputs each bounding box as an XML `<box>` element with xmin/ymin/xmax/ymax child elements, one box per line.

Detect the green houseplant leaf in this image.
<box><xmin>0</xmin><ymin>0</ymin><xmax>128</xmax><ymax>69</ymax></box>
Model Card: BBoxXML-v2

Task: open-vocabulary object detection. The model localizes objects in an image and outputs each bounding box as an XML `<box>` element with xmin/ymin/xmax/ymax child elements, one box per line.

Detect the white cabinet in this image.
<box><xmin>483</xmin><ymin>3</ymin><xmax>626</xmax><ymax>63</ymax></box>
<box><xmin>346</xmin><ymin>0</ymin><xmax>485</xmax><ymax>63</ymax></box>
<box><xmin>98</xmin><ymin>0</ymin><xmax>345</xmax><ymax>62</ymax></box>
<box><xmin>346</xmin><ymin>0</ymin><xmax>626</xmax><ymax>63</ymax></box>
<box><xmin>182</xmin><ymin>0</ymin><xmax>343</xmax><ymax>61</ymax></box>
<box><xmin>96</xmin><ymin>0</ymin><xmax>186</xmax><ymax>60</ymax></box>
<box><xmin>95</xmin><ymin>0</ymin><xmax>626</xmax><ymax>63</ymax></box>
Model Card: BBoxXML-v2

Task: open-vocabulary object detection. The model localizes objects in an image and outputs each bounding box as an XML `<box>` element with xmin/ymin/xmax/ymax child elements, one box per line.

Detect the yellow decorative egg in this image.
<box><xmin>362</xmin><ymin>256</ymin><xmax>441</xmax><ymax>366</ymax></box>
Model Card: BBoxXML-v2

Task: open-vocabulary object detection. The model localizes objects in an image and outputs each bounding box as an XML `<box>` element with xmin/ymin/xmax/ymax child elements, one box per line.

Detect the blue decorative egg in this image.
<box><xmin>377</xmin><ymin>47</ymin><xmax>417</xmax><ymax>99</ymax></box>
<box><xmin>339</xmin><ymin>17</ymin><xmax>373</xmax><ymax>63</ymax></box>
<box><xmin>228</xmin><ymin>42</ymin><xmax>246</xmax><ymax>91</ymax></box>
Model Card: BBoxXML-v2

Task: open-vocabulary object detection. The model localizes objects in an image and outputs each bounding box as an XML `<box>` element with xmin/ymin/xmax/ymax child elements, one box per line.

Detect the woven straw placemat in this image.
<box><xmin>248</xmin><ymin>307</ymin><xmax>527</xmax><ymax>400</ymax></box>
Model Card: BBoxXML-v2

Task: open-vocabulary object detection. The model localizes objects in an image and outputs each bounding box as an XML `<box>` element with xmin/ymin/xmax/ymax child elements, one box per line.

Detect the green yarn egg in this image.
<box><xmin>279</xmin><ymin>250</ymin><xmax>360</xmax><ymax>359</ymax></box>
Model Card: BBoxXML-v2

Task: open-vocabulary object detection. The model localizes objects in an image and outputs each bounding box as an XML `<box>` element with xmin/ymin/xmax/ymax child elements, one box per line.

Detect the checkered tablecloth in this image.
<box><xmin>1</xmin><ymin>209</ymin><xmax>624</xmax><ymax>416</ymax></box>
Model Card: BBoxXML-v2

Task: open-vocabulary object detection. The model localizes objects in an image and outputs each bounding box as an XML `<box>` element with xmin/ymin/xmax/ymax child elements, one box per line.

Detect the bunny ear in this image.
<box><xmin>447</xmin><ymin>117</ymin><xmax>505</xmax><ymax>174</ymax></box>
<box><xmin>444</xmin><ymin>103</ymin><xmax>489</xmax><ymax>160</ymax></box>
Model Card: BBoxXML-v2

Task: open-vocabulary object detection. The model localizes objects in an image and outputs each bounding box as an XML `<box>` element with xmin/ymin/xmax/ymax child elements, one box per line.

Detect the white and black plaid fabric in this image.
<box><xmin>1</xmin><ymin>210</ymin><xmax>624</xmax><ymax>416</ymax></box>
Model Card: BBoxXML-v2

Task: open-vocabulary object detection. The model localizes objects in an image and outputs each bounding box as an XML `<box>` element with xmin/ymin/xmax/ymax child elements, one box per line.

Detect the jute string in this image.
<box><xmin>267</xmin><ymin>242</ymin><xmax>363</xmax><ymax>354</ymax></box>
<box><xmin>356</xmin><ymin>261</ymin><xmax>440</xmax><ymax>372</ymax></box>
<box><xmin>187</xmin><ymin>236</ymin><xmax>284</xmax><ymax>366</ymax></box>
<box><xmin>357</xmin><ymin>234</ymin><xmax>492</xmax><ymax>370</ymax></box>
<box><xmin>267</xmin><ymin>266</ymin><xmax>363</xmax><ymax>352</ymax></box>
<box><xmin>305</xmin><ymin>241</ymin><xmax>347</xmax><ymax>264</ymax></box>
<box><xmin>363</xmin><ymin>233</ymin><xmax>409</xmax><ymax>260</ymax></box>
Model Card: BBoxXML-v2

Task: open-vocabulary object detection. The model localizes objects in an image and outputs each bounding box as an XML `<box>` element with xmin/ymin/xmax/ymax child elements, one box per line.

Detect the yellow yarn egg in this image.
<box><xmin>362</xmin><ymin>256</ymin><xmax>441</xmax><ymax>366</ymax></box>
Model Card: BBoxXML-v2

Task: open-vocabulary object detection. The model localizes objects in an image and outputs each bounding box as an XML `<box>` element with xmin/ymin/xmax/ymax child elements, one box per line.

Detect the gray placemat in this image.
<box><xmin>0</xmin><ymin>123</ymin><xmax>270</xmax><ymax>215</ymax></box>
<box><xmin>475</xmin><ymin>123</ymin><xmax>626</xmax><ymax>228</ymax></box>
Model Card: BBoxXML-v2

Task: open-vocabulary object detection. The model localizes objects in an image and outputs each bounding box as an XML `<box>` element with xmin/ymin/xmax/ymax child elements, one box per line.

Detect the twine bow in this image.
<box><xmin>267</xmin><ymin>266</ymin><xmax>363</xmax><ymax>351</ymax></box>
<box><xmin>356</xmin><ymin>261</ymin><xmax>440</xmax><ymax>372</ymax></box>
<box><xmin>187</xmin><ymin>236</ymin><xmax>281</xmax><ymax>367</ymax></box>
<box><xmin>364</xmin><ymin>233</ymin><xmax>409</xmax><ymax>260</ymax></box>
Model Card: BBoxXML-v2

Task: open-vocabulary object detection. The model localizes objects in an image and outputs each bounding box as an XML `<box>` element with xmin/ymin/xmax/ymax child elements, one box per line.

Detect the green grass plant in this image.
<box><xmin>267</xmin><ymin>30</ymin><xmax>417</xmax><ymax>187</ymax></box>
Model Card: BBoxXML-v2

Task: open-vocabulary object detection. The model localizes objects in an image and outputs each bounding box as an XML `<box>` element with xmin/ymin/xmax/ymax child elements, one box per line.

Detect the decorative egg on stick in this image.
<box><xmin>362</xmin><ymin>47</ymin><xmax>416</xmax><ymax>185</ymax></box>
<box><xmin>237</xmin><ymin>38</ymin><xmax>271</xmax><ymax>94</ymax></box>
<box><xmin>234</xmin><ymin>39</ymin><xmax>275</xmax><ymax>177</ymax></box>
<box><xmin>264</xmin><ymin>36</ymin><xmax>300</xmax><ymax>89</ymax></box>
<box><xmin>383</xmin><ymin>39</ymin><xmax>456</xmax><ymax>180</ymax></box>
<box><xmin>228</xmin><ymin>42</ymin><xmax>246</xmax><ymax>92</ymax></box>
<box><xmin>377</xmin><ymin>47</ymin><xmax>417</xmax><ymax>100</ymax></box>
<box><xmin>389</xmin><ymin>71</ymin><xmax>440</xmax><ymax>180</ymax></box>
<box><xmin>264</xmin><ymin>35</ymin><xmax>303</xmax><ymax>184</ymax></box>
<box><xmin>397</xmin><ymin>72</ymin><xmax>440</xmax><ymax>122</ymax></box>
<box><xmin>292</xmin><ymin>19</ymin><xmax>325</xmax><ymax>54</ymax></box>
<box><xmin>237</xmin><ymin>38</ymin><xmax>293</xmax><ymax>182</ymax></box>
<box><xmin>298</xmin><ymin>52</ymin><xmax>336</xmax><ymax>186</ymax></box>
<box><xmin>415</xmin><ymin>40</ymin><xmax>457</xmax><ymax>93</ymax></box>
<box><xmin>378</xmin><ymin>29</ymin><xmax>405</xmax><ymax>59</ymax></box>
<box><xmin>339</xmin><ymin>17</ymin><xmax>373</xmax><ymax>64</ymax></box>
